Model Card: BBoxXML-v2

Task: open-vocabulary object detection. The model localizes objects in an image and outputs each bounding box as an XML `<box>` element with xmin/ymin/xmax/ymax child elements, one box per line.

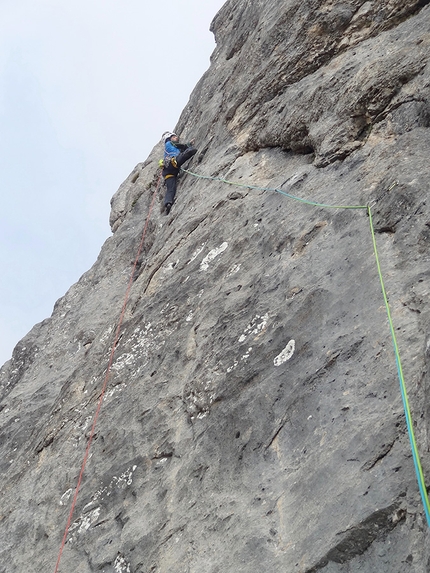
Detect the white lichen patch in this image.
<box><xmin>227</xmin><ymin>263</ymin><xmax>241</xmax><ymax>277</ymax></box>
<box><xmin>92</xmin><ymin>466</ymin><xmax>138</xmax><ymax>502</ymax></box>
<box><xmin>81</xmin><ymin>415</ymin><xmax>93</xmax><ymax>430</ymax></box>
<box><xmin>160</xmin><ymin>302</ymin><xmax>171</xmax><ymax>314</ymax></box>
<box><xmin>239</xmin><ymin>313</ymin><xmax>269</xmax><ymax>343</ymax></box>
<box><xmin>79</xmin><ymin>508</ymin><xmax>100</xmax><ymax>533</ymax></box>
<box><xmin>241</xmin><ymin>347</ymin><xmax>253</xmax><ymax>360</ymax></box>
<box><xmin>200</xmin><ymin>242</ymin><xmax>228</xmax><ymax>271</ymax></box>
<box><xmin>69</xmin><ymin>465</ymin><xmax>138</xmax><ymax>541</ymax></box>
<box><xmin>111</xmin><ymin>322</ymin><xmax>170</xmax><ymax>377</ymax></box>
<box><xmin>186</xmin><ymin>311</ymin><xmax>193</xmax><ymax>322</ymax></box>
<box><xmin>60</xmin><ymin>488</ymin><xmax>74</xmax><ymax>506</ymax></box>
<box><xmin>112</xmin><ymin>352</ymin><xmax>136</xmax><ymax>370</ymax></box>
<box><xmin>227</xmin><ymin>347</ymin><xmax>253</xmax><ymax>373</ymax></box>
<box><xmin>274</xmin><ymin>340</ymin><xmax>296</xmax><ymax>366</ymax></box>
<box><xmin>68</xmin><ymin>507</ymin><xmax>101</xmax><ymax>539</ymax></box>
<box><xmin>106</xmin><ymin>382</ymin><xmax>127</xmax><ymax>398</ymax></box>
<box><xmin>100</xmin><ymin>326</ymin><xmax>114</xmax><ymax>345</ymax></box>
<box><xmin>114</xmin><ymin>555</ymin><xmax>131</xmax><ymax>573</ymax></box>
<box><xmin>188</xmin><ymin>243</ymin><xmax>207</xmax><ymax>264</ymax></box>
<box><xmin>226</xmin><ymin>312</ymin><xmax>270</xmax><ymax>373</ymax></box>
<box><xmin>185</xmin><ymin>380</ymin><xmax>216</xmax><ymax>420</ymax></box>
<box><xmin>227</xmin><ymin>360</ymin><xmax>239</xmax><ymax>373</ymax></box>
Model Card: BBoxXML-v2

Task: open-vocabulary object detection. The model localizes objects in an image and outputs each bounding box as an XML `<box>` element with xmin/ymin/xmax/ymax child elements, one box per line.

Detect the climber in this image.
<box><xmin>161</xmin><ymin>131</ymin><xmax>197</xmax><ymax>214</ymax></box>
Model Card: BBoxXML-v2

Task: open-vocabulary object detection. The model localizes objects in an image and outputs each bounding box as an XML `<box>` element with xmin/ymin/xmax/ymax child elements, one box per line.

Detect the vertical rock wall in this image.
<box><xmin>1</xmin><ymin>1</ymin><xmax>430</xmax><ymax>572</ymax></box>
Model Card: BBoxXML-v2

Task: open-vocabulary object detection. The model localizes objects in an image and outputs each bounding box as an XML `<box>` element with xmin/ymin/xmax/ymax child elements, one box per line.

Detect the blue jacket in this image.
<box><xmin>164</xmin><ymin>141</ymin><xmax>181</xmax><ymax>159</ymax></box>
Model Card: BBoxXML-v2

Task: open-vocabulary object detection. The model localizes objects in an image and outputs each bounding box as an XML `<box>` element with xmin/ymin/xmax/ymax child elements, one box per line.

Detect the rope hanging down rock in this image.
<box><xmin>54</xmin><ymin>173</ymin><xmax>162</xmax><ymax>573</ymax></box>
<box><xmin>182</xmin><ymin>166</ymin><xmax>430</xmax><ymax>527</ymax></box>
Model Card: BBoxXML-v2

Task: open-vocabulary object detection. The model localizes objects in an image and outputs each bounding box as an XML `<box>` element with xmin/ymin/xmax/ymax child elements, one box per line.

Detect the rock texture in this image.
<box><xmin>1</xmin><ymin>1</ymin><xmax>430</xmax><ymax>572</ymax></box>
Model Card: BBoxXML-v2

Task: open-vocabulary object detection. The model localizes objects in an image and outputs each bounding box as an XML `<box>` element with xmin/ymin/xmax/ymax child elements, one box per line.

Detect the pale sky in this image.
<box><xmin>0</xmin><ymin>0</ymin><xmax>226</xmax><ymax>365</ymax></box>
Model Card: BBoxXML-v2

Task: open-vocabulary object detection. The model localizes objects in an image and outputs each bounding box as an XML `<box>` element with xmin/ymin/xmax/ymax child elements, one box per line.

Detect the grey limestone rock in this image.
<box><xmin>1</xmin><ymin>1</ymin><xmax>430</xmax><ymax>572</ymax></box>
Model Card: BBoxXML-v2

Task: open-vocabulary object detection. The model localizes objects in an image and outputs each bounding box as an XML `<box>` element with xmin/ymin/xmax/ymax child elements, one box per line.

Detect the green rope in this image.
<box><xmin>367</xmin><ymin>206</ymin><xmax>430</xmax><ymax>526</ymax></box>
<box><xmin>182</xmin><ymin>165</ymin><xmax>430</xmax><ymax>526</ymax></box>
<box><xmin>182</xmin><ymin>168</ymin><xmax>367</xmax><ymax>210</ymax></box>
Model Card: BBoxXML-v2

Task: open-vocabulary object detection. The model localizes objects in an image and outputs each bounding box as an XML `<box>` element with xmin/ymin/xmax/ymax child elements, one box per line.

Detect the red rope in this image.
<box><xmin>54</xmin><ymin>173</ymin><xmax>162</xmax><ymax>572</ymax></box>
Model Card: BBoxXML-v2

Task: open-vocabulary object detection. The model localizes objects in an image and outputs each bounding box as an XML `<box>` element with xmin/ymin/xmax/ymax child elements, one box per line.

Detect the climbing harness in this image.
<box><xmin>54</xmin><ymin>172</ymin><xmax>163</xmax><ymax>573</ymax></box>
<box><xmin>181</xmin><ymin>166</ymin><xmax>430</xmax><ymax>527</ymax></box>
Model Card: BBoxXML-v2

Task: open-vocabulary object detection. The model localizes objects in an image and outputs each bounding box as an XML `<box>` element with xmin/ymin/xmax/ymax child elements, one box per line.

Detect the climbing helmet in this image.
<box><xmin>162</xmin><ymin>131</ymin><xmax>177</xmax><ymax>143</ymax></box>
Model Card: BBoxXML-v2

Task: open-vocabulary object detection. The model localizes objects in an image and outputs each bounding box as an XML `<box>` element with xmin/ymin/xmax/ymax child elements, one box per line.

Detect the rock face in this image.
<box><xmin>1</xmin><ymin>1</ymin><xmax>430</xmax><ymax>572</ymax></box>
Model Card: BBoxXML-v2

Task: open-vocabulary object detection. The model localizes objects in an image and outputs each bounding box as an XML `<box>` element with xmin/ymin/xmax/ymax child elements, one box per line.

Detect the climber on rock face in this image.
<box><xmin>161</xmin><ymin>131</ymin><xmax>197</xmax><ymax>215</ymax></box>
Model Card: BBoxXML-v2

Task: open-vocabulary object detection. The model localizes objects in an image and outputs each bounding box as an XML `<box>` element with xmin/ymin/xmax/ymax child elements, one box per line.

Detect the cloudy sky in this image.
<box><xmin>0</xmin><ymin>0</ymin><xmax>226</xmax><ymax>365</ymax></box>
